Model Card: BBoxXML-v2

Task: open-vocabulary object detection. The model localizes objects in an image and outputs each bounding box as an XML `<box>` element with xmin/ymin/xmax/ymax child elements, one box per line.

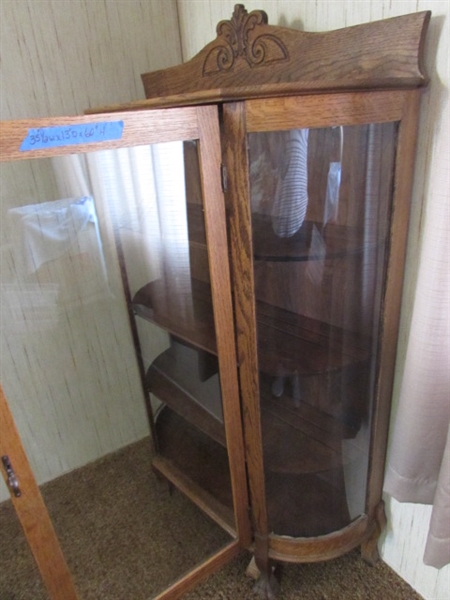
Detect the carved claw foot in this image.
<box><xmin>253</xmin><ymin>567</ymin><xmax>281</xmax><ymax>600</ymax></box>
<box><xmin>246</xmin><ymin>556</ymin><xmax>281</xmax><ymax>599</ymax></box>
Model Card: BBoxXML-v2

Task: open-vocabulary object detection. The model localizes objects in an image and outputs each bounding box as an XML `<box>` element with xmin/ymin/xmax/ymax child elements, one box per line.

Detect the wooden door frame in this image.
<box><xmin>0</xmin><ymin>106</ymin><xmax>250</xmax><ymax>599</ymax></box>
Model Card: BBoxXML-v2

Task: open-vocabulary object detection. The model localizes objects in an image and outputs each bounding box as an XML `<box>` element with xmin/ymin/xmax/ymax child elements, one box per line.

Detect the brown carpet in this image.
<box><xmin>0</xmin><ymin>438</ymin><xmax>423</xmax><ymax>600</ymax></box>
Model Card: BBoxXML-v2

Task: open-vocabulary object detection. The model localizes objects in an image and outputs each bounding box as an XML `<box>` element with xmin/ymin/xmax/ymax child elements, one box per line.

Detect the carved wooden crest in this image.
<box><xmin>140</xmin><ymin>8</ymin><xmax>429</xmax><ymax>104</ymax></box>
<box><xmin>203</xmin><ymin>4</ymin><xmax>288</xmax><ymax>76</ymax></box>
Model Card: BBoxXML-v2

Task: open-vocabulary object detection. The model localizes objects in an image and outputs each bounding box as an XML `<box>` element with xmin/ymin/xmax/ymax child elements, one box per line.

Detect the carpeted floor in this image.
<box><xmin>0</xmin><ymin>438</ymin><xmax>423</xmax><ymax>599</ymax></box>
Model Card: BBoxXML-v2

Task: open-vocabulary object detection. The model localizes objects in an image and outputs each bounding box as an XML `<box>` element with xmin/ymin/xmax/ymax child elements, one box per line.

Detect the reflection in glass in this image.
<box><xmin>248</xmin><ymin>123</ymin><xmax>397</xmax><ymax>536</ymax></box>
<box><xmin>104</xmin><ymin>140</ymin><xmax>234</xmax><ymax>523</ymax></box>
<box><xmin>0</xmin><ymin>142</ymin><xmax>232</xmax><ymax>598</ymax></box>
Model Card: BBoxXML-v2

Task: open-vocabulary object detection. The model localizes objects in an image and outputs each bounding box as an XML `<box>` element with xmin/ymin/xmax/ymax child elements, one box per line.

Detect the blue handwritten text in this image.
<box><xmin>20</xmin><ymin>121</ymin><xmax>124</xmax><ymax>151</ymax></box>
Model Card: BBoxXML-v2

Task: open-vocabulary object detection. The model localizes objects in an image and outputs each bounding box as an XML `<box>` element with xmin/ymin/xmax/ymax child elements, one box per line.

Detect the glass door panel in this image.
<box><xmin>247</xmin><ymin>122</ymin><xmax>398</xmax><ymax>537</ymax></box>
<box><xmin>108</xmin><ymin>139</ymin><xmax>235</xmax><ymax>529</ymax></box>
<box><xmin>0</xmin><ymin>108</ymin><xmax>243</xmax><ymax>598</ymax></box>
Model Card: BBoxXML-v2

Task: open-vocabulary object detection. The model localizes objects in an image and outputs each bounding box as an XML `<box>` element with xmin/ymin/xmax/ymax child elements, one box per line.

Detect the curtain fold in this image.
<box><xmin>52</xmin><ymin>143</ymin><xmax>192</xmax><ymax>304</ymax></box>
<box><xmin>384</xmin><ymin>130</ymin><xmax>450</xmax><ymax>569</ymax></box>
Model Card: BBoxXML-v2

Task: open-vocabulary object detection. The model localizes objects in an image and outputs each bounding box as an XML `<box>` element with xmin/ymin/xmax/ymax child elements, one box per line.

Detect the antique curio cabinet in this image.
<box><xmin>0</xmin><ymin>4</ymin><xmax>430</xmax><ymax>599</ymax></box>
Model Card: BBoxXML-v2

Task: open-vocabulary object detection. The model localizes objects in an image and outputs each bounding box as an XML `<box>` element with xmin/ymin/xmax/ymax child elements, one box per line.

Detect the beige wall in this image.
<box><xmin>175</xmin><ymin>2</ymin><xmax>450</xmax><ymax>599</ymax></box>
<box><xmin>1</xmin><ymin>0</ymin><xmax>182</xmax><ymax>119</ymax></box>
<box><xmin>0</xmin><ymin>1</ymin><xmax>182</xmax><ymax>500</ymax></box>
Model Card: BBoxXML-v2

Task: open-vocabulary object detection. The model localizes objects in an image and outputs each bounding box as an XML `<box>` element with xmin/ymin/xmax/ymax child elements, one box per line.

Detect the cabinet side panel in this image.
<box><xmin>366</xmin><ymin>90</ymin><xmax>422</xmax><ymax>518</ymax></box>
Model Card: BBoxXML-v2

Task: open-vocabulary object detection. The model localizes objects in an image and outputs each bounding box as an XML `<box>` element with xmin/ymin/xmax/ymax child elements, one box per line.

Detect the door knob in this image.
<box><xmin>1</xmin><ymin>455</ymin><xmax>22</xmax><ymax>498</ymax></box>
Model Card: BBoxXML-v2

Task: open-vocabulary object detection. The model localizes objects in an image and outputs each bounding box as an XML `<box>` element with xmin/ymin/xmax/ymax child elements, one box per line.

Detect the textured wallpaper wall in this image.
<box><xmin>0</xmin><ymin>1</ymin><xmax>182</xmax><ymax>499</ymax></box>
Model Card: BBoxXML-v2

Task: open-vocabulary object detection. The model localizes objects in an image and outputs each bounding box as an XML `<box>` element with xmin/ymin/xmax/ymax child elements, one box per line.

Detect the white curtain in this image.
<box><xmin>52</xmin><ymin>143</ymin><xmax>192</xmax><ymax>311</ymax></box>
<box><xmin>384</xmin><ymin>130</ymin><xmax>450</xmax><ymax>569</ymax></box>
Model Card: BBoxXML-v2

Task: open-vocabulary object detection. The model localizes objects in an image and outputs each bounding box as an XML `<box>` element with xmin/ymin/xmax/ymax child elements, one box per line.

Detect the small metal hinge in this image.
<box><xmin>220</xmin><ymin>163</ymin><xmax>228</xmax><ymax>192</ymax></box>
<box><xmin>1</xmin><ymin>455</ymin><xmax>22</xmax><ymax>498</ymax></box>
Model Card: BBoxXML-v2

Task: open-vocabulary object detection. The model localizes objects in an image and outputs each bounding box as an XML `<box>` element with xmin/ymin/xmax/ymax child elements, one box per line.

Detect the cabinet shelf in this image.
<box><xmin>259</xmin><ymin>372</ymin><xmax>360</xmax><ymax>475</ymax></box>
<box><xmin>151</xmin><ymin>452</ymin><xmax>236</xmax><ymax>538</ymax></box>
<box><xmin>133</xmin><ymin>278</ymin><xmax>217</xmax><ymax>356</ymax></box>
<box><xmin>252</xmin><ymin>213</ymin><xmax>379</xmax><ymax>262</ymax></box>
<box><xmin>146</xmin><ymin>342</ymin><xmax>225</xmax><ymax>447</ymax></box>
<box><xmin>133</xmin><ymin>278</ymin><xmax>370</xmax><ymax>377</ymax></box>
<box><xmin>187</xmin><ymin>202</ymin><xmax>379</xmax><ymax>263</ymax></box>
<box><xmin>154</xmin><ymin>407</ymin><xmax>235</xmax><ymax>534</ymax></box>
<box><xmin>256</xmin><ymin>301</ymin><xmax>370</xmax><ymax>376</ymax></box>
<box><xmin>155</xmin><ymin>404</ymin><xmax>353</xmax><ymax>538</ymax></box>
<box><xmin>148</xmin><ymin>347</ymin><xmax>359</xmax><ymax>477</ymax></box>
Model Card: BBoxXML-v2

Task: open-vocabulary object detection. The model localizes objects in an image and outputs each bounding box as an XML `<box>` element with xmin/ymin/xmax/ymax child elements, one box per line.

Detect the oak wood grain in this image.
<box><xmin>196</xmin><ymin>104</ymin><xmax>252</xmax><ymax>548</ymax></box>
<box><xmin>1</xmin><ymin>4</ymin><xmax>432</xmax><ymax>590</ymax></box>
<box><xmin>245</xmin><ymin>91</ymin><xmax>406</xmax><ymax>132</ymax></box>
<box><xmin>141</xmin><ymin>8</ymin><xmax>430</xmax><ymax>103</ymax></box>
<box><xmin>268</xmin><ymin>515</ymin><xmax>369</xmax><ymax>563</ymax></box>
<box><xmin>146</xmin><ymin>348</ymin><xmax>225</xmax><ymax>447</ymax></box>
<box><xmin>222</xmin><ymin>101</ymin><xmax>269</xmax><ymax>539</ymax></box>
<box><xmin>365</xmin><ymin>89</ymin><xmax>422</xmax><ymax>521</ymax></box>
<box><xmin>0</xmin><ymin>109</ymin><xmax>199</xmax><ymax>161</ymax></box>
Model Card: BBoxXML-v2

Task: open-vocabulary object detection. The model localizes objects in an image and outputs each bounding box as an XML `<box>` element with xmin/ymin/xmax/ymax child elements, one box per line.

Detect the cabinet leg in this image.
<box><xmin>153</xmin><ymin>469</ymin><xmax>175</xmax><ymax>496</ymax></box>
<box><xmin>361</xmin><ymin>501</ymin><xmax>387</xmax><ymax>566</ymax></box>
<box><xmin>245</xmin><ymin>556</ymin><xmax>260</xmax><ymax>580</ymax></box>
<box><xmin>252</xmin><ymin>535</ymin><xmax>281</xmax><ymax>600</ymax></box>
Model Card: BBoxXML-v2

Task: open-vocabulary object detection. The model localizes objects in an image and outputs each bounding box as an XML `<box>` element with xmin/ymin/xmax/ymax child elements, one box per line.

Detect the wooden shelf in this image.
<box><xmin>265</xmin><ymin>468</ymin><xmax>351</xmax><ymax>537</ymax></box>
<box><xmin>151</xmin><ymin>453</ymin><xmax>236</xmax><ymax>538</ymax></box>
<box><xmin>259</xmin><ymin>371</ymin><xmax>361</xmax><ymax>536</ymax></box>
<box><xmin>133</xmin><ymin>278</ymin><xmax>370</xmax><ymax>377</ymax></box>
<box><xmin>252</xmin><ymin>213</ymin><xmax>379</xmax><ymax>262</ymax></box>
<box><xmin>133</xmin><ymin>202</ymin><xmax>372</xmax><ymax>377</ymax></box>
<box><xmin>154</xmin><ymin>407</ymin><xmax>235</xmax><ymax>531</ymax></box>
<box><xmin>146</xmin><ymin>341</ymin><xmax>225</xmax><ymax>447</ymax></box>
<box><xmin>149</xmin><ymin>353</ymin><xmax>359</xmax><ymax>478</ymax></box>
<box><xmin>133</xmin><ymin>278</ymin><xmax>217</xmax><ymax>355</ymax></box>
<box><xmin>256</xmin><ymin>301</ymin><xmax>370</xmax><ymax>376</ymax></box>
<box><xmin>155</xmin><ymin>405</ymin><xmax>353</xmax><ymax>538</ymax></box>
<box><xmin>187</xmin><ymin>202</ymin><xmax>379</xmax><ymax>262</ymax></box>
<box><xmin>259</xmin><ymin>373</ymin><xmax>359</xmax><ymax>474</ymax></box>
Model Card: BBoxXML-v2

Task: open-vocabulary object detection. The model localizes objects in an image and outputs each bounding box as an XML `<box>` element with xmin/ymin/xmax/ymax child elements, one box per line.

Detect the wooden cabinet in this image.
<box><xmin>0</xmin><ymin>5</ymin><xmax>430</xmax><ymax>599</ymax></box>
<box><xmin>123</xmin><ymin>6</ymin><xmax>430</xmax><ymax>596</ymax></box>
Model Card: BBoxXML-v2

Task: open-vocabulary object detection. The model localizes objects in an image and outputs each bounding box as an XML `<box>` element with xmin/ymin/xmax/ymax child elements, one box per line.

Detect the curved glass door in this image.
<box><xmin>247</xmin><ymin>121</ymin><xmax>398</xmax><ymax>537</ymax></box>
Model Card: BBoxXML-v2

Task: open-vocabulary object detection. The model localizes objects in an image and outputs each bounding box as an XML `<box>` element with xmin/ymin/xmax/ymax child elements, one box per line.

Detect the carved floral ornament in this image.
<box><xmin>203</xmin><ymin>4</ymin><xmax>289</xmax><ymax>76</ymax></box>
